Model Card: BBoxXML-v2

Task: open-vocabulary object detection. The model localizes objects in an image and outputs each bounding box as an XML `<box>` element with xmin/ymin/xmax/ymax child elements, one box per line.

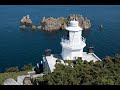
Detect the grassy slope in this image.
<box><xmin>0</xmin><ymin>71</ymin><xmax>28</xmax><ymax>85</ymax></box>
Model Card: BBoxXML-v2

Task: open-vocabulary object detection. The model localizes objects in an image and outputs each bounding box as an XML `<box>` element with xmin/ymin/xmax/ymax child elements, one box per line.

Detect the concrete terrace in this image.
<box><xmin>43</xmin><ymin>53</ymin><xmax>101</xmax><ymax>72</ymax></box>
<box><xmin>43</xmin><ymin>54</ymin><xmax>62</xmax><ymax>72</ymax></box>
<box><xmin>82</xmin><ymin>52</ymin><xmax>101</xmax><ymax>62</ymax></box>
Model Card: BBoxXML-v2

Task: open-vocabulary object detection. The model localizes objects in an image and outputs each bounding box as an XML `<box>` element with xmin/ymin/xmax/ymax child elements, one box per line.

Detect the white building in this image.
<box><xmin>60</xmin><ymin>20</ymin><xmax>86</xmax><ymax>60</ymax></box>
<box><xmin>43</xmin><ymin>20</ymin><xmax>101</xmax><ymax>72</ymax></box>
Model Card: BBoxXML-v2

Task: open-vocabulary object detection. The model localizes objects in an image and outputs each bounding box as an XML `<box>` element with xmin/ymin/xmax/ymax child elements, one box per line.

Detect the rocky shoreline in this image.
<box><xmin>19</xmin><ymin>14</ymin><xmax>91</xmax><ymax>31</ymax></box>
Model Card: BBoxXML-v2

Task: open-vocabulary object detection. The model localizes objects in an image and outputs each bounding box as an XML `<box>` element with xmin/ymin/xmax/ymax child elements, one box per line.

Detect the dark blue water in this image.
<box><xmin>0</xmin><ymin>5</ymin><xmax>120</xmax><ymax>72</ymax></box>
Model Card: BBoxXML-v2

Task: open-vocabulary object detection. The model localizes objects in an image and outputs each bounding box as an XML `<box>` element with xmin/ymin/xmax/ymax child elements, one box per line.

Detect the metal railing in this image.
<box><xmin>61</xmin><ymin>38</ymin><xmax>71</xmax><ymax>45</ymax></box>
<box><xmin>61</xmin><ymin>36</ymin><xmax>86</xmax><ymax>45</ymax></box>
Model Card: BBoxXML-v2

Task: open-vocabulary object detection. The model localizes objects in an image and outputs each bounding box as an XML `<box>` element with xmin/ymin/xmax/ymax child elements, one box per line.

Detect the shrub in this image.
<box><xmin>5</xmin><ymin>66</ymin><xmax>19</xmax><ymax>72</ymax></box>
<box><xmin>22</xmin><ymin>63</ymin><xmax>33</xmax><ymax>71</ymax></box>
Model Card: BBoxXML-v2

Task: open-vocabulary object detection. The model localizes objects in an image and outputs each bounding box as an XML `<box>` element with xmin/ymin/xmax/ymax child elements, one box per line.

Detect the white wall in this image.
<box><xmin>61</xmin><ymin>29</ymin><xmax>85</xmax><ymax>60</ymax></box>
<box><xmin>42</xmin><ymin>57</ymin><xmax>50</xmax><ymax>72</ymax></box>
<box><xmin>69</xmin><ymin>31</ymin><xmax>82</xmax><ymax>45</ymax></box>
<box><xmin>61</xmin><ymin>47</ymin><xmax>83</xmax><ymax>60</ymax></box>
<box><xmin>71</xmin><ymin>49</ymin><xmax>83</xmax><ymax>60</ymax></box>
<box><xmin>61</xmin><ymin>48</ymin><xmax>71</xmax><ymax>60</ymax></box>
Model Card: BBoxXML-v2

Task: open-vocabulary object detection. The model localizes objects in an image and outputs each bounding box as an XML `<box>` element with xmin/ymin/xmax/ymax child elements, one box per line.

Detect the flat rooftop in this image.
<box><xmin>45</xmin><ymin>54</ymin><xmax>62</xmax><ymax>72</ymax></box>
<box><xmin>82</xmin><ymin>52</ymin><xmax>101</xmax><ymax>62</ymax></box>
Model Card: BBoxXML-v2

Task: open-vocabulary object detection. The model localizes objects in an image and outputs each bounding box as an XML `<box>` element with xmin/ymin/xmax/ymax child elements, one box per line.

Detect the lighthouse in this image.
<box><xmin>43</xmin><ymin>19</ymin><xmax>101</xmax><ymax>72</ymax></box>
<box><xmin>60</xmin><ymin>20</ymin><xmax>86</xmax><ymax>60</ymax></box>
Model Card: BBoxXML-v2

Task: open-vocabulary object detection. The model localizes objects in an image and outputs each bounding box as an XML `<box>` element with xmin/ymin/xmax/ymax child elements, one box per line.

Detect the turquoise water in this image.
<box><xmin>0</xmin><ymin>5</ymin><xmax>120</xmax><ymax>72</ymax></box>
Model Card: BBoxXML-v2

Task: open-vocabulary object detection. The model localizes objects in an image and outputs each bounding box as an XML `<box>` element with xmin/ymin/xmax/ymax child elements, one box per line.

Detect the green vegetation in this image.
<box><xmin>22</xmin><ymin>63</ymin><xmax>33</xmax><ymax>71</ymax></box>
<box><xmin>64</xmin><ymin>60</ymin><xmax>74</xmax><ymax>65</ymax></box>
<box><xmin>5</xmin><ymin>63</ymin><xmax>33</xmax><ymax>72</ymax></box>
<box><xmin>0</xmin><ymin>63</ymin><xmax>34</xmax><ymax>85</ymax></box>
<box><xmin>37</xmin><ymin>54</ymin><xmax>120</xmax><ymax>85</ymax></box>
<box><xmin>5</xmin><ymin>66</ymin><xmax>19</xmax><ymax>72</ymax></box>
<box><xmin>0</xmin><ymin>71</ymin><xmax>28</xmax><ymax>85</ymax></box>
<box><xmin>1</xmin><ymin>54</ymin><xmax>120</xmax><ymax>85</ymax></box>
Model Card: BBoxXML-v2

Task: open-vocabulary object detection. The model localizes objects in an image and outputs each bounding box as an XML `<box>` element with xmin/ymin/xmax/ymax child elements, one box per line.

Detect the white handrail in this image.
<box><xmin>61</xmin><ymin>37</ymin><xmax>86</xmax><ymax>45</ymax></box>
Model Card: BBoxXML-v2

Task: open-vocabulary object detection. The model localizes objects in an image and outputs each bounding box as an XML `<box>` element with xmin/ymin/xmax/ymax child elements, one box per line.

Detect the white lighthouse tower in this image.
<box><xmin>60</xmin><ymin>20</ymin><xmax>86</xmax><ymax>60</ymax></box>
<box><xmin>43</xmin><ymin>19</ymin><xmax>101</xmax><ymax>72</ymax></box>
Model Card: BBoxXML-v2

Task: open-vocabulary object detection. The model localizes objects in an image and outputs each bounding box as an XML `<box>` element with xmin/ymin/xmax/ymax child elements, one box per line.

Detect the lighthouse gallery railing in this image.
<box><xmin>61</xmin><ymin>37</ymin><xmax>86</xmax><ymax>45</ymax></box>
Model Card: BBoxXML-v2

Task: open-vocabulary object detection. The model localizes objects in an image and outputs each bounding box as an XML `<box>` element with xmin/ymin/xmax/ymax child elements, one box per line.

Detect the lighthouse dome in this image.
<box><xmin>65</xmin><ymin>20</ymin><xmax>83</xmax><ymax>31</ymax></box>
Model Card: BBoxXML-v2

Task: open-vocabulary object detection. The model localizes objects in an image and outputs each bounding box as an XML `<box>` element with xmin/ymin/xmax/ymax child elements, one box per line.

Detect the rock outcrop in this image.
<box><xmin>20</xmin><ymin>15</ymin><xmax>32</xmax><ymax>25</ymax></box>
<box><xmin>37</xmin><ymin>26</ymin><xmax>42</xmax><ymax>30</ymax></box>
<box><xmin>31</xmin><ymin>25</ymin><xmax>37</xmax><ymax>30</ymax></box>
<box><xmin>41</xmin><ymin>14</ymin><xmax>91</xmax><ymax>31</ymax></box>
<box><xmin>67</xmin><ymin>14</ymin><xmax>91</xmax><ymax>30</ymax></box>
<box><xmin>19</xmin><ymin>25</ymin><xmax>26</xmax><ymax>30</ymax></box>
<box><xmin>19</xmin><ymin>14</ymin><xmax>91</xmax><ymax>31</ymax></box>
<box><xmin>41</xmin><ymin>17</ymin><xmax>67</xmax><ymax>31</ymax></box>
<box><xmin>19</xmin><ymin>15</ymin><xmax>37</xmax><ymax>30</ymax></box>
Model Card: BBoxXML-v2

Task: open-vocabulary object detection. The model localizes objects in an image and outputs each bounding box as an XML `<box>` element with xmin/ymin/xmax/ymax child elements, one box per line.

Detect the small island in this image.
<box><xmin>19</xmin><ymin>15</ymin><xmax>38</xmax><ymax>30</ymax></box>
<box><xmin>19</xmin><ymin>14</ymin><xmax>91</xmax><ymax>31</ymax></box>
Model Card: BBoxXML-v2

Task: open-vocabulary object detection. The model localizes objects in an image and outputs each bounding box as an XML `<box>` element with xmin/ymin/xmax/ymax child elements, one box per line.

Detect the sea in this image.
<box><xmin>0</xmin><ymin>5</ymin><xmax>120</xmax><ymax>72</ymax></box>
